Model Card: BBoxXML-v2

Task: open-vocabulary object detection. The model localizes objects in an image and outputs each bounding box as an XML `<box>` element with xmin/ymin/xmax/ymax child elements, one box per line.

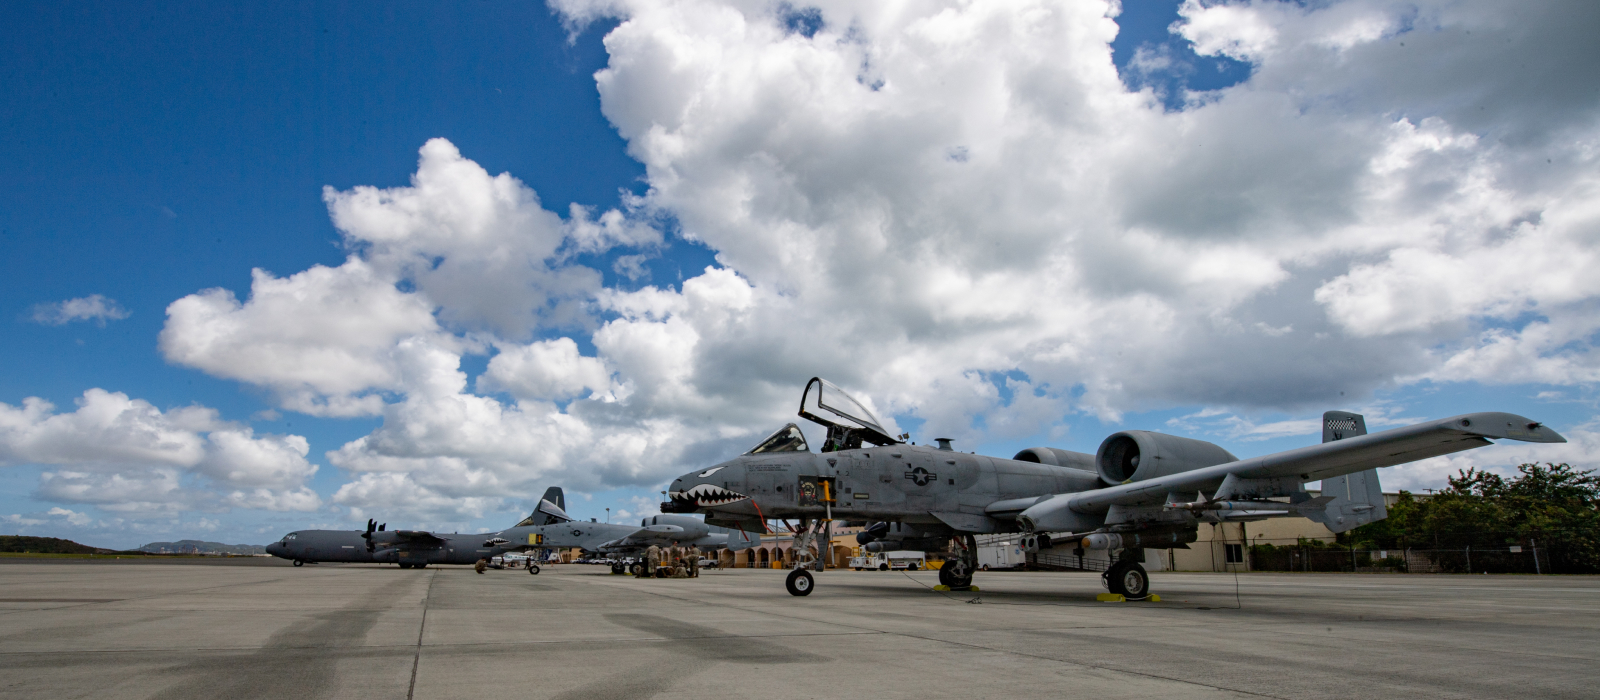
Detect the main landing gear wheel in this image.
<box><xmin>293</xmin><ymin>559</ymin><xmax>304</xmax><ymax>567</ymax></box>
<box><xmin>610</xmin><ymin>563</ymin><xmax>624</xmax><ymax>575</ymax></box>
<box><xmin>630</xmin><ymin>563</ymin><xmax>644</xmax><ymax>576</ymax></box>
<box><xmin>527</xmin><ymin>564</ymin><xmax>541</xmax><ymax>575</ymax></box>
<box><xmin>1104</xmin><ymin>561</ymin><xmax>1150</xmax><ymax>598</ymax></box>
<box><xmin>785</xmin><ymin>569</ymin><xmax>814</xmax><ymax>596</ymax></box>
<box><xmin>939</xmin><ymin>560</ymin><xmax>973</xmax><ymax>588</ymax></box>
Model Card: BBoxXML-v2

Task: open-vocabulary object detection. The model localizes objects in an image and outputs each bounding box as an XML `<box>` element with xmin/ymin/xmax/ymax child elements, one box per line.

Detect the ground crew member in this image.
<box><xmin>645</xmin><ymin>545</ymin><xmax>660</xmax><ymax>577</ymax></box>
<box><xmin>687</xmin><ymin>547</ymin><xmax>699</xmax><ymax>577</ymax></box>
<box><xmin>474</xmin><ymin>558</ymin><xmax>488</xmax><ymax>574</ymax></box>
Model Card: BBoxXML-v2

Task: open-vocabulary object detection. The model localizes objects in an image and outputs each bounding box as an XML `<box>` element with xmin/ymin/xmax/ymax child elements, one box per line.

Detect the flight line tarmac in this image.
<box><xmin>0</xmin><ymin>559</ymin><xmax>1594</xmax><ymax>700</ymax></box>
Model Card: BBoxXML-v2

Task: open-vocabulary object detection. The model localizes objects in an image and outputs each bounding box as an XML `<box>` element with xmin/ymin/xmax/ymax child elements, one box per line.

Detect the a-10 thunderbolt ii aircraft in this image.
<box><xmin>662</xmin><ymin>378</ymin><xmax>1566</xmax><ymax>597</ymax></box>
<box><xmin>480</xmin><ymin>488</ymin><xmax>756</xmax><ymax>574</ymax></box>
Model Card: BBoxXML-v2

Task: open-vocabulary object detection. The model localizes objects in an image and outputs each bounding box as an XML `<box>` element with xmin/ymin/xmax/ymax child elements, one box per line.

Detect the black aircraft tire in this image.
<box><xmin>1118</xmin><ymin>563</ymin><xmax>1150</xmax><ymax>598</ymax></box>
<box><xmin>293</xmin><ymin>560</ymin><xmax>303</xmax><ymax>567</ymax></box>
<box><xmin>878</xmin><ymin>563</ymin><xmax>888</xmax><ymax>571</ymax></box>
<box><xmin>528</xmin><ymin>565</ymin><xmax>541</xmax><ymax>575</ymax></box>
<box><xmin>938</xmin><ymin>565</ymin><xmax>954</xmax><ymax>587</ymax></box>
<box><xmin>1103</xmin><ymin>561</ymin><xmax>1125</xmax><ymax>593</ymax></box>
<box><xmin>785</xmin><ymin>569</ymin><xmax>814</xmax><ymax>596</ymax></box>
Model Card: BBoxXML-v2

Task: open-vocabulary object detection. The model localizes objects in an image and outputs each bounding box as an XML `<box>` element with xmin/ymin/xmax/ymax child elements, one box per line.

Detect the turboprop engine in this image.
<box><xmin>1095</xmin><ymin>431</ymin><xmax>1238</xmax><ymax>486</ymax></box>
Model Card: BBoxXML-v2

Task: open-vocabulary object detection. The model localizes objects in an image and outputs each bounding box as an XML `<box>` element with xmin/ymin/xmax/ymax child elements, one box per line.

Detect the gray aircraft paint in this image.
<box><xmin>267</xmin><ymin>488</ymin><xmax>750</xmax><ymax>568</ymax></box>
<box><xmin>661</xmin><ymin>377</ymin><xmax>1566</xmax><ymax>595</ymax></box>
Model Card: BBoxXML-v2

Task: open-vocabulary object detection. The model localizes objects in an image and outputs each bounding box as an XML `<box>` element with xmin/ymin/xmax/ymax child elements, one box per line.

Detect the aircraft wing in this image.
<box><xmin>1065</xmin><ymin>412</ymin><xmax>1564</xmax><ymax>512</ymax></box>
<box><xmin>390</xmin><ymin>530</ymin><xmax>449</xmax><ymax>544</ymax></box>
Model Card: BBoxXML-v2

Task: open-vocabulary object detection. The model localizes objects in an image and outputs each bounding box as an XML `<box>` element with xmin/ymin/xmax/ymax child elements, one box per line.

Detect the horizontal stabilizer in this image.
<box><xmin>1309</xmin><ymin>468</ymin><xmax>1387</xmax><ymax>533</ymax></box>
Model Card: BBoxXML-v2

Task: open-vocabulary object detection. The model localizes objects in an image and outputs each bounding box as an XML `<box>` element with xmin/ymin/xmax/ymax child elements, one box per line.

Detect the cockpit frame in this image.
<box><xmin>797</xmin><ymin>377</ymin><xmax>900</xmax><ymax>452</ymax></box>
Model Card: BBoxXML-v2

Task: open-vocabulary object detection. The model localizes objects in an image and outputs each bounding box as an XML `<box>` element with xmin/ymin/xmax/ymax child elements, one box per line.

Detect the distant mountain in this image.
<box><xmin>0</xmin><ymin>535</ymin><xmax>107</xmax><ymax>554</ymax></box>
<box><xmin>136</xmin><ymin>540</ymin><xmax>266</xmax><ymax>555</ymax></box>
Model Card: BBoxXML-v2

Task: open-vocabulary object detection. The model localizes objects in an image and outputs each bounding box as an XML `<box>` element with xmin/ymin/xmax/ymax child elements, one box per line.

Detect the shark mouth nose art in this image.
<box><xmin>669</xmin><ymin>483</ymin><xmax>748</xmax><ymax>507</ymax></box>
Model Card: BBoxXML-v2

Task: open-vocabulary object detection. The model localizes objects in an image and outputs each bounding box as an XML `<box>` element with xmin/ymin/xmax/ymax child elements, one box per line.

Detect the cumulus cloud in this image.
<box><xmin>153</xmin><ymin>0</ymin><xmax>1598</xmax><ymax>517</ymax></box>
<box><xmin>160</xmin><ymin>259</ymin><xmax>441</xmax><ymax>417</ymax></box>
<box><xmin>477</xmin><ymin>337</ymin><xmax>611</xmax><ymax>401</ymax></box>
<box><xmin>0</xmin><ymin>390</ymin><xmax>321</xmax><ymax>513</ymax></box>
<box><xmin>29</xmin><ymin>294</ymin><xmax>130</xmax><ymax>326</ymax></box>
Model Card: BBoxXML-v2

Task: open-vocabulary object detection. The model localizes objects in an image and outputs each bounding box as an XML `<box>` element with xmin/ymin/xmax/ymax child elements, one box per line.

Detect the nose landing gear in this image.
<box><xmin>785</xmin><ymin>569</ymin><xmax>814</xmax><ymax>596</ymax></box>
<box><xmin>937</xmin><ymin>534</ymin><xmax>979</xmax><ymax>590</ymax></box>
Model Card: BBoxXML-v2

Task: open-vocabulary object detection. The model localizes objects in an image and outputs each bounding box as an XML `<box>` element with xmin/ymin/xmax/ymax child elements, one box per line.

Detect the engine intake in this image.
<box><xmin>1095</xmin><ymin>431</ymin><xmax>1237</xmax><ymax>486</ymax></box>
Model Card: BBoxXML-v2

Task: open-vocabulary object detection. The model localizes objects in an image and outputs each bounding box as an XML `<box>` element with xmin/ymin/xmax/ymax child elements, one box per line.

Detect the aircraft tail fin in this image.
<box><xmin>1306</xmin><ymin>412</ymin><xmax>1387</xmax><ymax>533</ymax></box>
<box><xmin>514</xmin><ymin>487</ymin><xmax>571</xmax><ymax>527</ymax></box>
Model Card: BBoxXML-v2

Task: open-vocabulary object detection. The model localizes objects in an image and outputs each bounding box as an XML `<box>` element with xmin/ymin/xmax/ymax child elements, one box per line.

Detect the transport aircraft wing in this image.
<box><xmin>1062</xmin><ymin>412</ymin><xmax>1565</xmax><ymax>513</ymax></box>
<box><xmin>389</xmin><ymin>530</ymin><xmax>449</xmax><ymax>543</ymax></box>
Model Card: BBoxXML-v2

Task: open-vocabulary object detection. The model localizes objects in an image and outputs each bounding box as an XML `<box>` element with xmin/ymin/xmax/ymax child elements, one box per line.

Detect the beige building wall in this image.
<box><xmin>1159</xmin><ymin>491</ymin><xmax>1408</xmax><ymax>572</ymax></box>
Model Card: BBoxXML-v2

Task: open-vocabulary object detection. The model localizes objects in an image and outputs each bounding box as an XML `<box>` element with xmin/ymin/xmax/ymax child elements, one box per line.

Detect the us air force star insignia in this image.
<box><xmin>904</xmin><ymin>466</ymin><xmax>937</xmax><ymax>486</ymax></box>
<box><xmin>571</xmin><ymin>529</ymin><xmax>583</xmax><ymax>537</ymax></box>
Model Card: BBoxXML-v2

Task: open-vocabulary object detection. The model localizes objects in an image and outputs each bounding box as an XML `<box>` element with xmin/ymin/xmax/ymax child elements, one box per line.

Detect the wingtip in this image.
<box><xmin>1448</xmin><ymin>412</ymin><xmax>1567</xmax><ymax>443</ymax></box>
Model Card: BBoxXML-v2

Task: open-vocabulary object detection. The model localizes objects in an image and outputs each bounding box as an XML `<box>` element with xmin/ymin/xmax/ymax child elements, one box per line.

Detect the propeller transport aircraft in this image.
<box><xmin>266</xmin><ymin>487</ymin><xmax>752</xmax><ymax>573</ymax></box>
<box><xmin>663</xmin><ymin>378</ymin><xmax>1567</xmax><ymax>597</ymax></box>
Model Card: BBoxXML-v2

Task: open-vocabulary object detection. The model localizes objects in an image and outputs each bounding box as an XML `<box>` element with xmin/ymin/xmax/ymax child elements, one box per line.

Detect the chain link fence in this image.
<box><xmin>1247</xmin><ymin>535</ymin><xmax>1581</xmax><ymax>574</ymax></box>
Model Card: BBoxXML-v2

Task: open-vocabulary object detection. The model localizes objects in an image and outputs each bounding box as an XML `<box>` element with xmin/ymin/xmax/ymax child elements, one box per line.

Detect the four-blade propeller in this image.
<box><xmin>360</xmin><ymin>519</ymin><xmax>387</xmax><ymax>552</ymax></box>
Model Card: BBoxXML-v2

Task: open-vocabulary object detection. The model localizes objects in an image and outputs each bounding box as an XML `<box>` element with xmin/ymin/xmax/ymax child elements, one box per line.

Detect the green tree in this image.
<box><xmin>1346</xmin><ymin>463</ymin><xmax>1599</xmax><ymax>573</ymax></box>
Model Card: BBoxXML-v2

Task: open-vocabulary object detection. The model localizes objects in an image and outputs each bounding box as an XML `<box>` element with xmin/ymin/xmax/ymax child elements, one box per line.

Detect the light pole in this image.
<box><xmin>605</xmin><ymin>507</ymin><xmax>610</xmax><ymax>524</ymax></box>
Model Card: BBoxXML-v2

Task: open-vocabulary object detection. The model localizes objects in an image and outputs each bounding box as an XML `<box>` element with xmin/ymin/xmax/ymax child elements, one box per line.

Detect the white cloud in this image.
<box><xmin>477</xmin><ymin>337</ymin><xmax>612</xmax><ymax>401</ymax></box>
<box><xmin>29</xmin><ymin>294</ymin><xmax>131</xmax><ymax>327</ymax></box>
<box><xmin>0</xmin><ymin>390</ymin><xmax>321</xmax><ymax>514</ymax></box>
<box><xmin>147</xmin><ymin>0</ymin><xmax>1598</xmax><ymax>516</ymax></box>
<box><xmin>160</xmin><ymin>259</ymin><xmax>440</xmax><ymax>417</ymax></box>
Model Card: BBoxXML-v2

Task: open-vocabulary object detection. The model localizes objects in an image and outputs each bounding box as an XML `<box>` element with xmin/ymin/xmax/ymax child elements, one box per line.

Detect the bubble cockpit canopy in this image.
<box><xmin>798</xmin><ymin>377</ymin><xmax>900</xmax><ymax>451</ymax></box>
<box><xmin>744</xmin><ymin>423</ymin><xmax>810</xmax><ymax>455</ymax></box>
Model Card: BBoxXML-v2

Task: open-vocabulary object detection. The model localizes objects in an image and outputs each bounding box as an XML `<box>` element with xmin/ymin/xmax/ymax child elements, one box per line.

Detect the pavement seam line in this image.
<box><xmin>407</xmin><ymin>568</ymin><xmax>436</xmax><ymax>700</ymax></box>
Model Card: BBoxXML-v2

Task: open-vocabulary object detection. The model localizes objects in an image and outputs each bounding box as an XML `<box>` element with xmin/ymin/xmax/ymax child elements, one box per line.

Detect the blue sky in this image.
<box><xmin>4</xmin><ymin>1</ymin><xmax>1595</xmax><ymax>548</ymax></box>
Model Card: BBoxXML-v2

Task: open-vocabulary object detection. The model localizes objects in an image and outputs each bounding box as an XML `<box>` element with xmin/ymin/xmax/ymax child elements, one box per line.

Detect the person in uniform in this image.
<box><xmin>687</xmin><ymin>546</ymin><xmax>699</xmax><ymax>577</ymax></box>
<box><xmin>645</xmin><ymin>545</ymin><xmax>660</xmax><ymax>577</ymax></box>
<box><xmin>474</xmin><ymin>558</ymin><xmax>488</xmax><ymax>574</ymax></box>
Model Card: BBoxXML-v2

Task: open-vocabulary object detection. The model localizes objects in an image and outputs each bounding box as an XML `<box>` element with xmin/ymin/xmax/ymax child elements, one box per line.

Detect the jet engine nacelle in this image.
<box><xmin>1095</xmin><ymin>431</ymin><xmax>1237</xmax><ymax>486</ymax></box>
<box><xmin>643</xmin><ymin>515</ymin><xmax>710</xmax><ymax>540</ymax></box>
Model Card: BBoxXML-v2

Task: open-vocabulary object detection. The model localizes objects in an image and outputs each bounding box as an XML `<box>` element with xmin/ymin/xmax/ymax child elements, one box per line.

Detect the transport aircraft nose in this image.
<box><xmin>265</xmin><ymin>542</ymin><xmax>285</xmax><ymax>557</ymax></box>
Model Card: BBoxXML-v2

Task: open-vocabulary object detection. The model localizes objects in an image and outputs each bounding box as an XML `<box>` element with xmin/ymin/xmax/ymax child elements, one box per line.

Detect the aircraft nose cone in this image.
<box><xmin>265</xmin><ymin>542</ymin><xmax>284</xmax><ymax>557</ymax></box>
<box><xmin>664</xmin><ymin>462</ymin><xmax>749</xmax><ymax>512</ymax></box>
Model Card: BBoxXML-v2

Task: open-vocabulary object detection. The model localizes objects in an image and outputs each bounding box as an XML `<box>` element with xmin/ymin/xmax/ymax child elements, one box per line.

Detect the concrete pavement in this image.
<box><xmin>0</xmin><ymin>559</ymin><xmax>1594</xmax><ymax>699</ymax></box>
